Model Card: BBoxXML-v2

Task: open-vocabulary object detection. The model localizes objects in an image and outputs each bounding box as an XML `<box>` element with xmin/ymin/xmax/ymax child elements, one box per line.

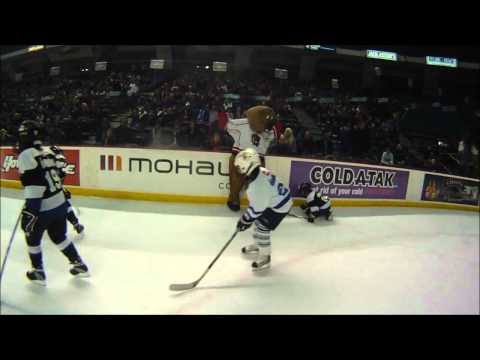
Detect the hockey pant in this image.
<box><xmin>252</xmin><ymin>208</ymin><xmax>288</xmax><ymax>255</ymax></box>
<box><xmin>26</xmin><ymin>202</ymin><xmax>82</xmax><ymax>269</ymax></box>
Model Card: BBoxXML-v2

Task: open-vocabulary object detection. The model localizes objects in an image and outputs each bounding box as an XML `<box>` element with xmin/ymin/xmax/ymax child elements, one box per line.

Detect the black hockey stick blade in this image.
<box><xmin>169</xmin><ymin>281</ymin><xmax>199</xmax><ymax>291</ymax></box>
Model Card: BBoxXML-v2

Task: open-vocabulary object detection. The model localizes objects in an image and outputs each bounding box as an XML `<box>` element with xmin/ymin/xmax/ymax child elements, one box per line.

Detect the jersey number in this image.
<box><xmin>268</xmin><ymin>174</ymin><xmax>289</xmax><ymax>196</ymax></box>
<box><xmin>45</xmin><ymin>169</ymin><xmax>62</xmax><ymax>192</ymax></box>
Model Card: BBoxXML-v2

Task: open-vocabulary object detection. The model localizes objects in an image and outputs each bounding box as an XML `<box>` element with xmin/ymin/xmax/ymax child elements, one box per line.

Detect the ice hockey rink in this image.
<box><xmin>1</xmin><ymin>187</ymin><xmax>478</xmax><ymax>315</ymax></box>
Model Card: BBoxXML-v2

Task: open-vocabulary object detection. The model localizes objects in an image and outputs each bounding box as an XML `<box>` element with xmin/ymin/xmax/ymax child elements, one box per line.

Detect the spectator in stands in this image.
<box><xmin>458</xmin><ymin>134</ymin><xmax>479</xmax><ymax>177</ymax></box>
<box><xmin>0</xmin><ymin>128</ymin><xmax>15</xmax><ymax>146</ymax></box>
<box><xmin>208</xmin><ymin>131</ymin><xmax>223</xmax><ymax>151</ymax></box>
<box><xmin>380</xmin><ymin>146</ymin><xmax>394</xmax><ymax>166</ymax></box>
<box><xmin>208</xmin><ymin>131</ymin><xmax>231</xmax><ymax>152</ymax></box>
<box><xmin>339</xmin><ymin>124</ymin><xmax>353</xmax><ymax>157</ymax></box>
<box><xmin>216</xmin><ymin>106</ymin><xmax>229</xmax><ymax>130</ymax></box>
<box><xmin>269</xmin><ymin>134</ymin><xmax>292</xmax><ymax>156</ymax></box>
<box><xmin>127</xmin><ymin>81</ymin><xmax>139</xmax><ymax>97</ymax></box>
<box><xmin>2</xmin><ymin>63</ymin><xmax>475</xmax><ymax>179</ymax></box>
<box><xmin>282</xmin><ymin>127</ymin><xmax>297</xmax><ymax>154</ymax></box>
<box><xmin>297</xmin><ymin>130</ymin><xmax>317</xmax><ymax>155</ymax></box>
<box><xmin>394</xmin><ymin>143</ymin><xmax>407</xmax><ymax>166</ymax></box>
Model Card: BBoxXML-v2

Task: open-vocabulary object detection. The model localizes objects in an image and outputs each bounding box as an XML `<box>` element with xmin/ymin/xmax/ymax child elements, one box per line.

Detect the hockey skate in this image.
<box><xmin>252</xmin><ymin>255</ymin><xmax>271</xmax><ymax>271</ymax></box>
<box><xmin>26</xmin><ymin>268</ymin><xmax>46</xmax><ymax>286</ymax></box>
<box><xmin>326</xmin><ymin>212</ymin><xmax>333</xmax><ymax>221</ymax></box>
<box><xmin>69</xmin><ymin>260</ymin><xmax>90</xmax><ymax>277</ymax></box>
<box><xmin>73</xmin><ymin>223</ymin><xmax>85</xmax><ymax>234</ymax></box>
<box><xmin>227</xmin><ymin>201</ymin><xmax>240</xmax><ymax>212</ymax></box>
<box><xmin>241</xmin><ymin>244</ymin><xmax>259</xmax><ymax>257</ymax></box>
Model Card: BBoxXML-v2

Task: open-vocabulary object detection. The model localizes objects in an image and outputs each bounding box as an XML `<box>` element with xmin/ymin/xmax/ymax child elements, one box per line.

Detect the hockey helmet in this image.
<box><xmin>234</xmin><ymin>148</ymin><xmax>261</xmax><ymax>176</ymax></box>
<box><xmin>18</xmin><ymin>120</ymin><xmax>42</xmax><ymax>151</ymax></box>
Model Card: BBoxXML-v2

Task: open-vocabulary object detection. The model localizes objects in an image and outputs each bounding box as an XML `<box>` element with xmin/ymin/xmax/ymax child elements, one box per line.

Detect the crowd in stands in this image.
<box><xmin>1</xmin><ymin>69</ymin><xmax>479</xmax><ymax>178</ymax></box>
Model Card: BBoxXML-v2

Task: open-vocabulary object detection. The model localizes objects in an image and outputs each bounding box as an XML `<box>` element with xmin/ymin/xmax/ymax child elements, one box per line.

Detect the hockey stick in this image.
<box><xmin>288</xmin><ymin>212</ymin><xmax>307</xmax><ymax>220</ymax></box>
<box><xmin>0</xmin><ymin>210</ymin><xmax>22</xmax><ymax>284</ymax></box>
<box><xmin>169</xmin><ymin>229</ymin><xmax>239</xmax><ymax>291</ymax></box>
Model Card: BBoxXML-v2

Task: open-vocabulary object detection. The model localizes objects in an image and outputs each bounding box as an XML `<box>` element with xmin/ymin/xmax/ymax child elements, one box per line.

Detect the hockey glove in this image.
<box><xmin>237</xmin><ymin>217</ymin><xmax>253</xmax><ymax>232</ymax></box>
<box><xmin>21</xmin><ymin>209</ymin><xmax>38</xmax><ymax>236</ymax></box>
<box><xmin>63</xmin><ymin>188</ymin><xmax>72</xmax><ymax>199</ymax></box>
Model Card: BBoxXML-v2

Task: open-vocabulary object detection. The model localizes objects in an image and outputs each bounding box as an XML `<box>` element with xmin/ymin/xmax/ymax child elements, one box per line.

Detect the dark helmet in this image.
<box><xmin>298</xmin><ymin>182</ymin><xmax>312</xmax><ymax>197</ymax></box>
<box><xmin>50</xmin><ymin>145</ymin><xmax>64</xmax><ymax>155</ymax></box>
<box><xmin>18</xmin><ymin>120</ymin><xmax>42</xmax><ymax>151</ymax></box>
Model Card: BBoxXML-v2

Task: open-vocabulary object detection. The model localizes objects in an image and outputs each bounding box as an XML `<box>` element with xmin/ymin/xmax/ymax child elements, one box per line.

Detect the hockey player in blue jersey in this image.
<box><xmin>234</xmin><ymin>148</ymin><xmax>293</xmax><ymax>271</ymax></box>
<box><xmin>49</xmin><ymin>145</ymin><xmax>85</xmax><ymax>235</ymax></box>
<box><xmin>16</xmin><ymin>120</ymin><xmax>89</xmax><ymax>285</ymax></box>
<box><xmin>298</xmin><ymin>182</ymin><xmax>334</xmax><ymax>223</ymax></box>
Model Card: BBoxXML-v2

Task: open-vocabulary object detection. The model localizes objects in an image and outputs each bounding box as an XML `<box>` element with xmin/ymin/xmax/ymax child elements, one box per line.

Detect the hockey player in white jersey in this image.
<box><xmin>16</xmin><ymin>120</ymin><xmax>89</xmax><ymax>285</ymax></box>
<box><xmin>234</xmin><ymin>148</ymin><xmax>292</xmax><ymax>271</ymax></box>
<box><xmin>298</xmin><ymin>182</ymin><xmax>334</xmax><ymax>222</ymax></box>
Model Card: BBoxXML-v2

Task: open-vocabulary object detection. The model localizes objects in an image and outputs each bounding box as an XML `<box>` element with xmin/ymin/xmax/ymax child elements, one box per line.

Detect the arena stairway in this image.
<box><xmin>291</xmin><ymin>107</ymin><xmax>323</xmax><ymax>139</ymax></box>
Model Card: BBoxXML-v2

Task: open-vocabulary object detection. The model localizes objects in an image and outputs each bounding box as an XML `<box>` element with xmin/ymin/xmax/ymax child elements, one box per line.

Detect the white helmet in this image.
<box><xmin>234</xmin><ymin>148</ymin><xmax>261</xmax><ymax>176</ymax></box>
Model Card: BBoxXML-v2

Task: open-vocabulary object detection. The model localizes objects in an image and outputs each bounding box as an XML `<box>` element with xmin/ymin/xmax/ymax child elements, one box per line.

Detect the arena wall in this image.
<box><xmin>1</xmin><ymin>146</ymin><xmax>478</xmax><ymax>212</ymax></box>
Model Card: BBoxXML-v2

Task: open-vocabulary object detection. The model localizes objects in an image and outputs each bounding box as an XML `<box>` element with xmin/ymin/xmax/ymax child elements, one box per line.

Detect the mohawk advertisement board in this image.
<box><xmin>89</xmin><ymin>147</ymin><xmax>232</xmax><ymax>197</ymax></box>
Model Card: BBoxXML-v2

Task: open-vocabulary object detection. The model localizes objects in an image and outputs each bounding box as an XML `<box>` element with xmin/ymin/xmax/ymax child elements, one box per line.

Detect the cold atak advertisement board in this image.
<box><xmin>289</xmin><ymin>159</ymin><xmax>410</xmax><ymax>200</ymax></box>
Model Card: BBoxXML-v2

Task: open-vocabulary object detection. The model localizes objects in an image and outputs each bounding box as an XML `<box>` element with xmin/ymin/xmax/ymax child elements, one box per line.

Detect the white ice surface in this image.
<box><xmin>1</xmin><ymin>188</ymin><xmax>478</xmax><ymax>314</ymax></box>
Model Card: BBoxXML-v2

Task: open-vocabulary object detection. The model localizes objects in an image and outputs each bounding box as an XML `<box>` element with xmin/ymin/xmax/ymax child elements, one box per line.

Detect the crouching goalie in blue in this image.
<box><xmin>298</xmin><ymin>182</ymin><xmax>333</xmax><ymax>223</ymax></box>
<box><xmin>16</xmin><ymin>120</ymin><xmax>89</xmax><ymax>286</ymax></box>
<box><xmin>234</xmin><ymin>148</ymin><xmax>292</xmax><ymax>271</ymax></box>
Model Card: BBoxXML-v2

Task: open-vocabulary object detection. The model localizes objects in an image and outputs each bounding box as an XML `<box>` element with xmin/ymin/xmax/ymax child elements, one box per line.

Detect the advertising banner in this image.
<box><xmin>289</xmin><ymin>160</ymin><xmax>409</xmax><ymax>199</ymax></box>
<box><xmin>1</xmin><ymin>147</ymin><xmax>80</xmax><ymax>186</ymax></box>
<box><xmin>422</xmin><ymin>173</ymin><xmax>479</xmax><ymax>206</ymax></box>
<box><xmin>96</xmin><ymin>149</ymin><xmax>231</xmax><ymax>196</ymax></box>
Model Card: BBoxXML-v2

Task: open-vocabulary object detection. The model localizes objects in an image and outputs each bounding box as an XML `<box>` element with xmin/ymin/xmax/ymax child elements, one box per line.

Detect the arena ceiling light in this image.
<box><xmin>28</xmin><ymin>45</ymin><xmax>45</xmax><ymax>52</ymax></box>
<box><xmin>213</xmin><ymin>61</ymin><xmax>227</xmax><ymax>72</ymax></box>
<box><xmin>150</xmin><ymin>59</ymin><xmax>165</xmax><ymax>69</ymax></box>
<box><xmin>366</xmin><ymin>49</ymin><xmax>398</xmax><ymax>61</ymax></box>
<box><xmin>50</xmin><ymin>66</ymin><xmax>60</xmax><ymax>76</ymax></box>
<box><xmin>426</xmin><ymin>56</ymin><xmax>457</xmax><ymax>68</ymax></box>
<box><xmin>95</xmin><ymin>61</ymin><xmax>108</xmax><ymax>71</ymax></box>
<box><xmin>305</xmin><ymin>45</ymin><xmax>336</xmax><ymax>51</ymax></box>
<box><xmin>274</xmin><ymin>68</ymin><xmax>288</xmax><ymax>79</ymax></box>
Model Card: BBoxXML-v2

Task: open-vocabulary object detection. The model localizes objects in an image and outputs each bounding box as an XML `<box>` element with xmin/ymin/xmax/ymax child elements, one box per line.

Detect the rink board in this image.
<box><xmin>1</xmin><ymin>146</ymin><xmax>479</xmax><ymax>212</ymax></box>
